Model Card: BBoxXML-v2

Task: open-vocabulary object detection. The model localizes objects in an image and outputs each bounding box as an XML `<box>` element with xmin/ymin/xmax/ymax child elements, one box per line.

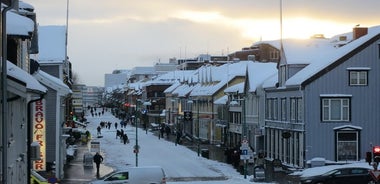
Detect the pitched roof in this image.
<box><xmin>287</xmin><ymin>25</ymin><xmax>380</xmax><ymax>87</ymax></box>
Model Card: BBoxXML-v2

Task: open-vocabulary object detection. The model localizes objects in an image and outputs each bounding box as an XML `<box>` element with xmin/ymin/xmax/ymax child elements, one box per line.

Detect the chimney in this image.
<box><xmin>353</xmin><ymin>27</ymin><xmax>368</xmax><ymax>40</ymax></box>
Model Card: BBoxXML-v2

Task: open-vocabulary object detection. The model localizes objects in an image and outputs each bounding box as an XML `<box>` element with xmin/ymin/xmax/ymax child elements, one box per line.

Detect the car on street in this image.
<box><xmin>299</xmin><ymin>167</ymin><xmax>372</xmax><ymax>184</ymax></box>
<box><xmin>90</xmin><ymin>166</ymin><xmax>166</xmax><ymax>184</ymax></box>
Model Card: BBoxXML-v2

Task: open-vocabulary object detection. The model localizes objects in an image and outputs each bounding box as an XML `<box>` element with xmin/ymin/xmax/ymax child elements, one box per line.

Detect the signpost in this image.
<box><xmin>240</xmin><ymin>138</ymin><xmax>249</xmax><ymax>179</ymax></box>
<box><xmin>90</xmin><ymin>141</ymin><xmax>100</xmax><ymax>153</ymax></box>
<box><xmin>370</xmin><ymin>170</ymin><xmax>380</xmax><ymax>182</ymax></box>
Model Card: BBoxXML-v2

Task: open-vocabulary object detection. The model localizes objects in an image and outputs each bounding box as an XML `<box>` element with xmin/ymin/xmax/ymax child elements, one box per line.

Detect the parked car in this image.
<box><xmin>299</xmin><ymin>167</ymin><xmax>372</xmax><ymax>184</ymax></box>
<box><xmin>90</xmin><ymin>166</ymin><xmax>166</xmax><ymax>184</ymax></box>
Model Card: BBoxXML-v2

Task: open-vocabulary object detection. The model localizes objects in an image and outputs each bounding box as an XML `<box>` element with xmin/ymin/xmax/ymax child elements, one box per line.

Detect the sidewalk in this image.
<box><xmin>60</xmin><ymin>142</ymin><xmax>114</xmax><ymax>184</ymax></box>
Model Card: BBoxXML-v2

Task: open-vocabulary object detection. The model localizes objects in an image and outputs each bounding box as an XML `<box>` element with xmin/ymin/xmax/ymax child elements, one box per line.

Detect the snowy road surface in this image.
<box><xmin>84</xmin><ymin>109</ymin><xmax>269</xmax><ymax>184</ymax></box>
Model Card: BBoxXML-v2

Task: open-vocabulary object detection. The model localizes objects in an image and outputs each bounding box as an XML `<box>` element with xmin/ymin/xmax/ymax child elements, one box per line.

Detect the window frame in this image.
<box><xmin>321</xmin><ymin>96</ymin><xmax>351</xmax><ymax>122</ymax></box>
<box><xmin>335</xmin><ymin>130</ymin><xmax>359</xmax><ymax>161</ymax></box>
<box><xmin>349</xmin><ymin>70</ymin><xmax>368</xmax><ymax>86</ymax></box>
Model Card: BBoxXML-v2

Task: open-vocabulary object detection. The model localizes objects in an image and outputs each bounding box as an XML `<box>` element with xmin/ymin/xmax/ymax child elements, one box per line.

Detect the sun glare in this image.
<box><xmin>236</xmin><ymin>17</ymin><xmax>354</xmax><ymax>41</ymax></box>
<box><xmin>175</xmin><ymin>10</ymin><xmax>223</xmax><ymax>23</ymax></box>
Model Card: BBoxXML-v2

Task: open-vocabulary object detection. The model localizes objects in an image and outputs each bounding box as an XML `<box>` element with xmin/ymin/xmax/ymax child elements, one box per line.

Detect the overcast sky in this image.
<box><xmin>23</xmin><ymin>0</ymin><xmax>380</xmax><ymax>86</ymax></box>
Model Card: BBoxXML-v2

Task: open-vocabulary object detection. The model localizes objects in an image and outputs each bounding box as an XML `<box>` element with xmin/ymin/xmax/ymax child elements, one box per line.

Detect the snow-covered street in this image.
<box><xmin>85</xmin><ymin>109</ymin><xmax>268</xmax><ymax>184</ymax></box>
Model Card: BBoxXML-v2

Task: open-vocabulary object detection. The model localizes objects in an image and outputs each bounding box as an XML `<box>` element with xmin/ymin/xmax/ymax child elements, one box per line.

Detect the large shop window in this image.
<box><xmin>321</xmin><ymin>96</ymin><xmax>351</xmax><ymax>122</ymax></box>
<box><xmin>336</xmin><ymin>131</ymin><xmax>359</xmax><ymax>161</ymax></box>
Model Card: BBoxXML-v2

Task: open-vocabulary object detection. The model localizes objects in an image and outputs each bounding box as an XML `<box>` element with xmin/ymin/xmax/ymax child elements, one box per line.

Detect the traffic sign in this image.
<box><xmin>370</xmin><ymin>170</ymin><xmax>380</xmax><ymax>181</ymax></box>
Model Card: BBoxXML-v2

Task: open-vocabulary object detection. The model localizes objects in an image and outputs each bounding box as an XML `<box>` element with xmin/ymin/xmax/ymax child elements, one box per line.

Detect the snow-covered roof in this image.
<box><xmin>286</xmin><ymin>25</ymin><xmax>380</xmax><ymax>86</ymax></box>
<box><xmin>19</xmin><ymin>1</ymin><xmax>35</xmax><ymax>13</ymax></box>
<box><xmin>189</xmin><ymin>61</ymin><xmax>250</xmax><ymax>97</ymax></box>
<box><xmin>38</xmin><ymin>25</ymin><xmax>66</xmax><ymax>62</ymax></box>
<box><xmin>214</xmin><ymin>95</ymin><xmax>228</xmax><ymax>105</ymax></box>
<box><xmin>247</xmin><ymin>62</ymin><xmax>277</xmax><ymax>92</ymax></box>
<box><xmin>130</xmin><ymin>67</ymin><xmax>156</xmax><ymax>75</ymax></box>
<box><xmin>7</xmin><ymin>61</ymin><xmax>47</xmax><ymax>93</ymax></box>
<box><xmin>33</xmin><ymin>70</ymin><xmax>71</xmax><ymax>96</ymax></box>
<box><xmin>172</xmin><ymin>83</ymin><xmax>196</xmax><ymax>97</ymax></box>
<box><xmin>163</xmin><ymin>81</ymin><xmax>181</xmax><ymax>94</ymax></box>
<box><xmin>224</xmin><ymin>82</ymin><xmax>244</xmax><ymax>94</ymax></box>
<box><xmin>7</xmin><ymin>10</ymin><xmax>34</xmax><ymax>37</ymax></box>
<box><xmin>282</xmin><ymin>38</ymin><xmax>337</xmax><ymax>65</ymax></box>
<box><xmin>262</xmin><ymin>73</ymin><xmax>278</xmax><ymax>89</ymax></box>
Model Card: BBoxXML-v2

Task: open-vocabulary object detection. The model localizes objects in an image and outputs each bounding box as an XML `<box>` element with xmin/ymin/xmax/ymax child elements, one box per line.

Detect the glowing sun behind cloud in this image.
<box><xmin>173</xmin><ymin>10</ymin><xmax>355</xmax><ymax>41</ymax></box>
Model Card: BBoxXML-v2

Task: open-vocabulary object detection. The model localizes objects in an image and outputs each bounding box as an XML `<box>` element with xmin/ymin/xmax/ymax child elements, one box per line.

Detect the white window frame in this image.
<box><xmin>322</xmin><ymin>97</ymin><xmax>350</xmax><ymax>121</ymax></box>
<box><xmin>349</xmin><ymin>70</ymin><xmax>368</xmax><ymax>86</ymax></box>
<box><xmin>336</xmin><ymin>131</ymin><xmax>359</xmax><ymax>161</ymax></box>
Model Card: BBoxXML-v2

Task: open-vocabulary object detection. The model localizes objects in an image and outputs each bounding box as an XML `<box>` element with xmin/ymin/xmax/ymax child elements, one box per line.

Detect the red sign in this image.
<box><xmin>370</xmin><ymin>170</ymin><xmax>380</xmax><ymax>181</ymax></box>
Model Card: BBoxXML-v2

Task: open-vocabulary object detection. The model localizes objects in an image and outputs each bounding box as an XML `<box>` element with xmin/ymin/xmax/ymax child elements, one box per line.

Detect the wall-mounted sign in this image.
<box><xmin>33</xmin><ymin>99</ymin><xmax>46</xmax><ymax>171</ymax></box>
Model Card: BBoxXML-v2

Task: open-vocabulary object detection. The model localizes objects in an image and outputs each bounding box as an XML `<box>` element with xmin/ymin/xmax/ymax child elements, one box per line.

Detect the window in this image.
<box><xmin>290</xmin><ymin>98</ymin><xmax>296</xmax><ymax>121</ymax></box>
<box><xmin>270</xmin><ymin>50</ymin><xmax>279</xmax><ymax>60</ymax></box>
<box><xmin>349</xmin><ymin>70</ymin><xmax>367</xmax><ymax>86</ymax></box>
<box><xmin>322</xmin><ymin>98</ymin><xmax>350</xmax><ymax>121</ymax></box>
<box><xmin>266</xmin><ymin>98</ymin><xmax>278</xmax><ymax>120</ymax></box>
<box><xmin>290</xmin><ymin>97</ymin><xmax>302</xmax><ymax>122</ymax></box>
<box><xmin>336</xmin><ymin>131</ymin><xmax>359</xmax><ymax>161</ymax></box>
<box><xmin>297</xmin><ymin>98</ymin><xmax>303</xmax><ymax>122</ymax></box>
<box><xmin>273</xmin><ymin>98</ymin><xmax>278</xmax><ymax>120</ymax></box>
<box><xmin>281</xmin><ymin>98</ymin><xmax>286</xmax><ymax>121</ymax></box>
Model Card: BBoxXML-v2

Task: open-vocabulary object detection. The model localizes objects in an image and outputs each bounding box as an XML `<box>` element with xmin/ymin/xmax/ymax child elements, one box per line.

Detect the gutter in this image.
<box><xmin>1</xmin><ymin>0</ymin><xmax>16</xmax><ymax>183</ymax></box>
<box><xmin>27</xmin><ymin>94</ymin><xmax>45</xmax><ymax>184</ymax></box>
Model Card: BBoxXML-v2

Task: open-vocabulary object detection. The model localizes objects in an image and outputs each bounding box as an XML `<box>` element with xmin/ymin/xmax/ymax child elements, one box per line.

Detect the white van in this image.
<box><xmin>90</xmin><ymin>166</ymin><xmax>166</xmax><ymax>184</ymax></box>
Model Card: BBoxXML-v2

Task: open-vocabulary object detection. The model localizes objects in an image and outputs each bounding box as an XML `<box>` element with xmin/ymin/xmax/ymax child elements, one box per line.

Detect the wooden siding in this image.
<box><xmin>45</xmin><ymin>86</ymin><xmax>58</xmax><ymax>162</ymax></box>
<box><xmin>304</xmin><ymin>38</ymin><xmax>380</xmax><ymax>162</ymax></box>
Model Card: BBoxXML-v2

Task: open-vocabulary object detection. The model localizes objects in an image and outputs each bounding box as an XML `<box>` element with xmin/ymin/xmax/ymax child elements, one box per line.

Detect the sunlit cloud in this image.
<box><xmin>174</xmin><ymin>10</ymin><xmax>224</xmax><ymax>23</ymax></box>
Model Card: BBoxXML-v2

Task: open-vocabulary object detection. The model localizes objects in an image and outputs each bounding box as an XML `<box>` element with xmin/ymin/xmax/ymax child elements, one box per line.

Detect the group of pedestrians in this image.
<box><xmin>159</xmin><ymin>123</ymin><xmax>172</xmax><ymax>139</ymax></box>
<box><xmin>116</xmin><ymin>128</ymin><xmax>129</xmax><ymax>144</ymax></box>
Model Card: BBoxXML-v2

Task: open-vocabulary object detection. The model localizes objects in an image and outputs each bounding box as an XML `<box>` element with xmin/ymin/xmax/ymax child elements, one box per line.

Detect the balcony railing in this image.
<box><xmin>264</xmin><ymin>120</ymin><xmax>305</xmax><ymax>131</ymax></box>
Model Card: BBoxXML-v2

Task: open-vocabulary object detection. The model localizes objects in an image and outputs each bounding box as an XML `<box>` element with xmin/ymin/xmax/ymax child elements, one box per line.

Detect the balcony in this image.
<box><xmin>264</xmin><ymin>120</ymin><xmax>304</xmax><ymax>131</ymax></box>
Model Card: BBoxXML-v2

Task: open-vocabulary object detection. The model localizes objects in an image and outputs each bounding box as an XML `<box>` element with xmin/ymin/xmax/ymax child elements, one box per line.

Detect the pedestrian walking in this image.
<box><xmin>97</xmin><ymin>126</ymin><xmax>101</xmax><ymax>136</ymax></box>
<box><xmin>175</xmin><ymin>130</ymin><xmax>182</xmax><ymax>146</ymax></box>
<box><xmin>93</xmin><ymin>152</ymin><xmax>103</xmax><ymax>177</ymax></box>
<box><xmin>165</xmin><ymin>125</ymin><xmax>171</xmax><ymax>138</ymax></box>
<box><xmin>160</xmin><ymin>124</ymin><xmax>165</xmax><ymax>139</ymax></box>
<box><xmin>116</xmin><ymin>130</ymin><xmax>121</xmax><ymax>139</ymax></box>
<box><xmin>107</xmin><ymin>122</ymin><xmax>111</xmax><ymax>129</ymax></box>
<box><xmin>114</xmin><ymin>122</ymin><xmax>118</xmax><ymax>129</ymax></box>
<box><xmin>123</xmin><ymin>133</ymin><xmax>129</xmax><ymax>144</ymax></box>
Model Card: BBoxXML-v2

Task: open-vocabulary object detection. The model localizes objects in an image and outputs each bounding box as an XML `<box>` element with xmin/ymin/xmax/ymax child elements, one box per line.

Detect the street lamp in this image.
<box><xmin>142</xmin><ymin>101</ymin><xmax>151</xmax><ymax>134</ymax></box>
<box><xmin>230</xmin><ymin>95</ymin><xmax>248</xmax><ymax>179</ymax></box>
<box><xmin>133</xmin><ymin>97</ymin><xmax>139</xmax><ymax>166</ymax></box>
<box><xmin>187</xmin><ymin>99</ymin><xmax>200</xmax><ymax>156</ymax></box>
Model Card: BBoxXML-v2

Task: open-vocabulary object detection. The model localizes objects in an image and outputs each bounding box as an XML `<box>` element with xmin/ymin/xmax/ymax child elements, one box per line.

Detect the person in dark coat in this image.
<box><xmin>165</xmin><ymin>125</ymin><xmax>171</xmax><ymax>138</ymax></box>
<box><xmin>97</xmin><ymin>126</ymin><xmax>101</xmax><ymax>136</ymax></box>
<box><xmin>160</xmin><ymin>124</ymin><xmax>165</xmax><ymax>139</ymax></box>
<box><xmin>116</xmin><ymin>130</ymin><xmax>121</xmax><ymax>139</ymax></box>
<box><xmin>123</xmin><ymin>133</ymin><xmax>129</xmax><ymax>144</ymax></box>
<box><xmin>175</xmin><ymin>130</ymin><xmax>182</xmax><ymax>146</ymax></box>
<box><xmin>93</xmin><ymin>152</ymin><xmax>103</xmax><ymax>176</ymax></box>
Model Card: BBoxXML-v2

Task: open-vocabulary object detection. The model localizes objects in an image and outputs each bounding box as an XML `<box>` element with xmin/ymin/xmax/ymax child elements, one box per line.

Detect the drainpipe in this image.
<box><xmin>27</xmin><ymin>94</ymin><xmax>45</xmax><ymax>184</ymax></box>
<box><xmin>2</xmin><ymin>0</ymin><xmax>16</xmax><ymax>183</ymax></box>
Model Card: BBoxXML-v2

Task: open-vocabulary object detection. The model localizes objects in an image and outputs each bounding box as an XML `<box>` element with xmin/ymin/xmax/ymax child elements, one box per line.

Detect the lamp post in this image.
<box><xmin>230</xmin><ymin>94</ymin><xmax>247</xmax><ymax>179</ymax></box>
<box><xmin>134</xmin><ymin>98</ymin><xmax>139</xmax><ymax>167</ymax></box>
<box><xmin>143</xmin><ymin>101</ymin><xmax>151</xmax><ymax>135</ymax></box>
<box><xmin>197</xmin><ymin>99</ymin><xmax>200</xmax><ymax>157</ymax></box>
